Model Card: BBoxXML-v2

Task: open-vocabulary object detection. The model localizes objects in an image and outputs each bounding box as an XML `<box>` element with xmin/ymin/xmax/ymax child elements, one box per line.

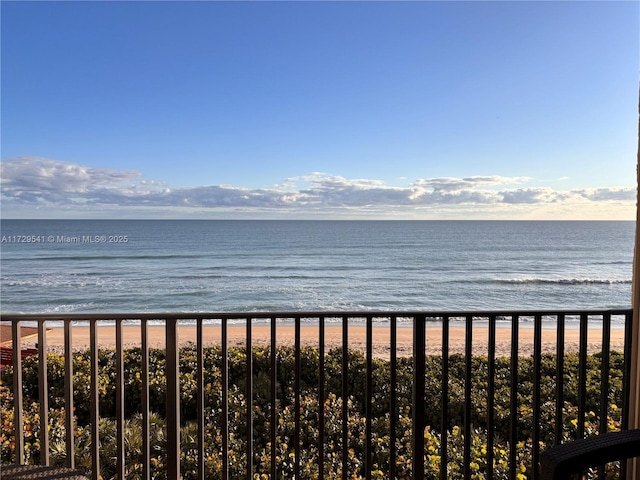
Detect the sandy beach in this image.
<box><xmin>3</xmin><ymin>322</ymin><xmax>627</xmax><ymax>359</ymax></box>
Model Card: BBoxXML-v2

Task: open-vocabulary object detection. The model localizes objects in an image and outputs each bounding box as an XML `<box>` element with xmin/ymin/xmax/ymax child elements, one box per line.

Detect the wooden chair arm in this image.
<box><xmin>0</xmin><ymin>465</ymin><xmax>88</xmax><ymax>479</ymax></box>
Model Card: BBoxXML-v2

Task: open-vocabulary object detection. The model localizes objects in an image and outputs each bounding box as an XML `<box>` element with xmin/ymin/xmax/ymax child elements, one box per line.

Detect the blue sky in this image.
<box><xmin>1</xmin><ymin>1</ymin><xmax>638</xmax><ymax>219</ymax></box>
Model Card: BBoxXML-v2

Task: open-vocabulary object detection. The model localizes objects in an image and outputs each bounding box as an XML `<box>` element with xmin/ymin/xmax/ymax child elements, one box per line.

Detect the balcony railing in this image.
<box><xmin>0</xmin><ymin>309</ymin><xmax>635</xmax><ymax>480</ymax></box>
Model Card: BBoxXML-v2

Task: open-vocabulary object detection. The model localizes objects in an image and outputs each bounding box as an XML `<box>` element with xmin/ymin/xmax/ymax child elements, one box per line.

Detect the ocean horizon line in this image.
<box><xmin>1</xmin><ymin>218</ymin><xmax>635</xmax><ymax>222</ymax></box>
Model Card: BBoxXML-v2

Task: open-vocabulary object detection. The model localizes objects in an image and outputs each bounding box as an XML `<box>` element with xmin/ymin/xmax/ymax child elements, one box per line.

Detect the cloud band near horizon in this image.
<box><xmin>0</xmin><ymin>157</ymin><xmax>635</xmax><ymax>219</ymax></box>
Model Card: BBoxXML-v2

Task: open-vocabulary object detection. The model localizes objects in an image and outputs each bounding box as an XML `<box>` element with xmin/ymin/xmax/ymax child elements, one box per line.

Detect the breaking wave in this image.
<box><xmin>493</xmin><ymin>278</ymin><xmax>631</xmax><ymax>285</ymax></box>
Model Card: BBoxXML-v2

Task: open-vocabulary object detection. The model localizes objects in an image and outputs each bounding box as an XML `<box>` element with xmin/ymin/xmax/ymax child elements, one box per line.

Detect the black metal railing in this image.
<box><xmin>0</xmin><ymin>309</ymin><xmax>634</xmax><ymax>479</ymax></box>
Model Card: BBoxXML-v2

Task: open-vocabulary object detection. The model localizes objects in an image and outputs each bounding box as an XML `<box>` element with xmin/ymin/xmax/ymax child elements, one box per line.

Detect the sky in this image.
<box><xmin>1</xmin><ymin>0</ymin><xmax>638</xmax><ymax>220</ymax></box>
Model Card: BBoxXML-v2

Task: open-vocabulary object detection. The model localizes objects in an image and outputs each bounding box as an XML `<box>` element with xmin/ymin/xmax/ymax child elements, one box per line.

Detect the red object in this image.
<box><xmin>0</xmin><ymin>346</ymin><xmax>38</xmax><ymax>367</ymax></box>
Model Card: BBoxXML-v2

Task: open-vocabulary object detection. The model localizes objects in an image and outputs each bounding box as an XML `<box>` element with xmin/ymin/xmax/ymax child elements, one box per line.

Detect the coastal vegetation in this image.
<box><xmin>0</xmin><ymin>346</ymin><xmax>626</xmax><ymax>479</ymax></box>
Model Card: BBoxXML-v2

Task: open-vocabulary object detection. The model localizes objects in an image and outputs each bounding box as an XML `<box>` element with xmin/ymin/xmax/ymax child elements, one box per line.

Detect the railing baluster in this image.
<box><xmin>532</xmin><ymin>314</ymin><xmax>542</xmax><ymax>480</ymax></box>
<box><xmin>64</xmin><ymin>319</ymin><xmax>74</xmax><ymax>469</ymax></box>
<box><xmin>412</xmin><ymin>314</ymin><xmax>426</xmax><ymax>480</ymax></box>
<box><xmin>141</xmin><ymin>318</ymin><xmax>150</xmax><ymax>480</ymax></box>
<box><xmin>574</xmin><ymin>313</ymin><xmax>589</xmax><ymax>479</ymax></box>
<box><xmin>509</xmin><ymin>315</ymin><xmax>518</xmax><ymax>480</ymax></box>
<box><xmin>222</xmin><ymin>317</ymin><xmax>229</xmax><ymax>480</ymax></box>
<box><xmin>166</xmin><ymin>318</ymin><xmax>180</xmax><ymax>480</ymax></box>
<box><xmin>318</xmin><ymin>315</ymin><xmax>326</xmax><ymax>480</ymax></box>
<box><xmin>598</xmin><ymin>313</ymin><xmax>611</xmax><ymax>480</ymax></box>
<box><xmin>197</xmin><ymin>318</ymin><xmax>205</xmax><ymax>480</ymax></box>
<box><xmin>295</xmin><ymin>316</ymin><xmax>301</xmax><ymax>479</ymax></box>
<box><xmin>578</xmin><ymin>314</ymin><xmax>588</xmax><ymax>440</ymax></box>
<box><xmin>389</xmin><ymin>315</ymin><xmax>397</xmax><ymax>480</ymax></box>
<box><xmin>271</xmin><ymin>316</ymin><xmax>277</xmax><ymax>480</ymax></box>
<box><xmin>245</xmin><ymin>317</ymin><xmax>253</xmax><ymax>480</ymax></box>
<box><xmin>599</xmin><ymin>313</ymin><xmax>611</xmax><ymax>435</ymax></box>
<box><xmin>342</xmin><ymin>316</ymin><xmax>349</xmax><ymax>480</ymax></box>
<box><xmin>463</xmin><ymin>315</ymin><xmax>473</xmax><ymax>480</ymax></box>
<box><xmin>365</xmin><ymin>315</ymin><xmax>373</xmax><ymax>479</ymax></box>
<box><xmin>116</xmin><ymin>318</ymin><xmax>125</xmax><ymax>480</ymax></box>
<box><xmin>38</xmin><ymin>319</ymin><xmax>49</xmax><ymax>467</ymax></box>
<box><xmin>12</xmin><ymin>320</ymin><xmax>24</xmax><ymax>465</ymax></box>
<box><xmin>440</xmin><ymin>315</ymin><xmax>450</xmax><ymax>480</ymax></box>
<box><xmin>555</xmin><ymin>314</ymin><xmax>566</xmax><ymax>446</ymax></box>
<box><xmin>342</xmin><ymin>317</ymin><xmax>349</xmax><ymax>480</ymax></box>
<box><xmin>89</xmin><ymin>320</ymin><xmax>99</xmax><ymax>480</ymax></box>
<box><xmin>487</xmin><ymin>315</ymin><xmax>496</xmax><ymax>480</ymax></box>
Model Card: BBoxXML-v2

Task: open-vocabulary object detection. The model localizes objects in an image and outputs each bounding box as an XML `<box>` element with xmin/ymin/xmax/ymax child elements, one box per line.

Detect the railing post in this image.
<box><xmin>389</xmin><ymin>315</ymin><xmax>397</xmax><ymax>480</ymax></box>
<box><xmin>221</xmin><ymin>318</ymin><xmax>229</xmax><ymax>480</ymax></box>
<box><xmin>599</xmin><ymin>313</ymin><xmax>612</xmax><ymax>437</ymax></box>
<box><xmin>89</xmin><ymin>320</ymin><xmax>99</xmax><ymax>480</ymax></box>
<box><xmin>38</xmin><ymin>318</ymin><xmax>49</xmax><ymax>466</ymax></box>
<box><xmin>509</xmin><ymin>315</ymin><xmax>519</xmax><ymax>480</ymax></box>
<box><xmin>440</xmin><ymin>315</ymin><xmax>450</xmax><ymax>480</ymax></box>
<box><xmin>318</xmin><ymin>315</ymin><xmax>326</xmax><ymax>480</ymax></box>
<box><xmin>294</xmin><ymin>316</ymin><xmax>301</xmax><ymax>479</ymax></box>
<box><xmin>555</xmin><ymin>314</ymin><xmax>566</xmax><ymax>446</ymax></box>
<box><xmin>412</xmin><ymin>314</ymin><xmax>426</xmax><ymax>480</ymax></box>
<box><xmin>342</xmin><ymin>317</ymin><xmax>349</xmax><ymax>480</ymax></box>
<box><xmin>116</xmin><ymin>318</ymin><xmax>125</xmax><ymax>480</ymax></box>
<box><xmin>196</xmin><ymin>318</ymin><xmax>205</xmax><ymax>480</ymax></box>
<box><xmin>64</xmin><ymin>319</ymin><xmax>74</xmax><ymax>469</ymax></box>
<box><xmin>463</xmin><ymin>315</ymin><xmax>473</xmax><ymax>480</ymax></box>
<box><xmin>532</xmin><ymin>314</ymin><xmax>542</xmax><ymax>480</ymax></box>
<box><xmin>487</xmin><ymin>315</ymin><xmax>496</xmax><ymax>480</ymax></box>
<box><xmin>166</xmin><ymin>318</ymin><xmax>180</xmax><ymax>480</ymax></box>
<box><xmin>577</xmin><ymin>314</ymin><xmax>589</xmax><ymax>440</ymax></box>
<box><xmin>246</xmin><ymin>317</ymin><xmax>253</xmax><ymax>480</ymax></box>
<box><xmin>12</xmin><ymin>320</ymin><xmax>24</xmax><ymax>465</ymax></box>
<box><xmin>141</xmin><ymin>319</ymin><xmax>150</xmax><ymax>480</ymax></box>
<box><xmin>270</xmin><ymin>317</ymin><xmax>277</xmax><ymax>480</ymax></box>
<box><xmin>365</xmin><ymin>315</ymin><xmax>373</xmax><ymax>479</ymax></box>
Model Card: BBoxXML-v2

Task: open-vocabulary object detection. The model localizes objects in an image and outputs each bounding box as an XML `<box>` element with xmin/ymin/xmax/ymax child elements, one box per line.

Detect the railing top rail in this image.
<box><xmin>0</xmin><ymin>308</ymin><xmax>633</xmax><ymax>322</ymax></box>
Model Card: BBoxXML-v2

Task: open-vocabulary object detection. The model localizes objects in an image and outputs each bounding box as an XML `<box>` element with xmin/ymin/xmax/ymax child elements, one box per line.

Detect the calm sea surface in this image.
<box><xmin>0</xmin><ymin>220</ymin><xmax>634</xmax><ymax>321</ymax></box>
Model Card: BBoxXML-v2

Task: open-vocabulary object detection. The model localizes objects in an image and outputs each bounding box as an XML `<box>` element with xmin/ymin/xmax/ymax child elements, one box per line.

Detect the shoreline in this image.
<box><xmin>4</xmin><ymin>323</ymin><xmax>627</xmax><ymax>359</ymax></box>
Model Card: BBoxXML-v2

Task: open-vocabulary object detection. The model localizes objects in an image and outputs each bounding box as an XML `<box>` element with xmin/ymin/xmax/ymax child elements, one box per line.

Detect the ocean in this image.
<box><xmin>0</xmin><ymin>220</ymin><xmax>634</xmax><ymax>320</ymax></box>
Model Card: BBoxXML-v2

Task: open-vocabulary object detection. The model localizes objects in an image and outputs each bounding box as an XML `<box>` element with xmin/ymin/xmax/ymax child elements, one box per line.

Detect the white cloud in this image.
<box><xmin>500</xmin><ymin>187</ymin><xmax>559</xmax><ymax>204</ymax></box>
<box><xmin>0</xmin><ymin>157</ymin><xmax>635</xmax><ymax>219</ymax></box>
<box><xmin>571</xmin><ymin>187</ymin><xmax>636</xmax><ymax>202</ymax></box>
<box><xmin>1</xmin><ymin>156</ymin><xmax>141</xmax><ymax>194</ymax></box>
<box><xmin>412</xmin><ymin>175</ymin><xmax>530</xmax><ymax>193</ymax></box>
